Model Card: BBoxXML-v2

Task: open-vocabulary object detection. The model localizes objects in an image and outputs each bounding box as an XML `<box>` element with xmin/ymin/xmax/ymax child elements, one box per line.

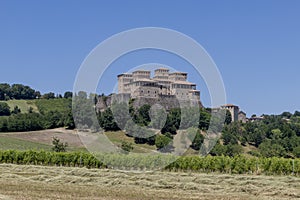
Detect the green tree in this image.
<box><xmin>198</xmin><ymin>108</ymin><xmax>211</xmax><ymax>130</ymax></box>
<box><xmin>293</xmin><ymin>146</ymin><xmax>300</xmax><ymax>158</ymax></box>
<box><xmin>0</xmin><ymin>83</ymin><xmax>10</xmax><ymax>100</ymax></box>
<box><xmin>225</xmin><ymin>110</ymin><xmax>232</xmax><ymax>124</ymax></box>
<box><xmin>149</xmin><ymin>107</ymin><xmax>167</xmax><ymax>130</ymax></box>
<box><xmin>99</xmin><ymin>108</ymin><xmax>120</xmax><ymax>131</ymax></box>
<box><xmin>225</xmin><ymin>144</ymin><xmax>242</xmax><ymax>157</ymax></box>
<box><xmin>137</xmin><ymin>104</ymin><xmax>151</xmax><ymax>126</ymax></box>
<box><xmin>28</xmin><ymin>106</ymin><xmax>34</xmax><ymax>113</ymax></box>
<box><xmin>0</xmin><ymin>102</ymin><xmax>11</xmax><ymax>116</ymax></box>
<box><xmin>210</xmin><ymin>142</ymin><xmax>227</xmax><ymax>156</ymax></box>
<box><xmin>64</xmin><ymin>91</ymin><xmax>73</xmax><ymax>99</ymax></box>
<box><xmin>186</xmin><ymin>127</ymin><xmax>204</xmax><ymax>150</ymax></box>
<box><xmin>155</xmin><ymin>134</ymin><xmax>172</xmax><ymax>150</ymax></box>
<box><xmin>162</xmin><ymin>108</ymin><xmax>181</xmax><ymax>134</ymax></box>
<box><xmin>221</xmin><ymin>129</ymin><xmax>238</xmax><ymax>145</ymax></box>
<box><xmin>52</xmin><ymin>137</ymin><xmax>68</xmax><ymax>152</ymax></box>
<box><xmin>111</xmin><ymin>102</ymin><xmax>131</xmax><ymax>130</ymax></box>
<box><xmin>125</xmin><ymin>120</ymin><xmax>155</xmax><ymax>144</ymax></box>
<box><xmin>121</xmin><ymin>141</ymin><xmax>134</xmax><ymax>153</ymax></box>
<box><xmin>42</xmin><ymin>92</ymin><xmax>55</xmax><ymax>99</ymax></box>
<box><xmin>259</xmin><ymin>140</ymin><xmax>286</xmax><ymax>157</ymax></box>
<box><xmin>11</xmin><ymin>106</ymin><xmax>21</xmax><ymax>114</ymax></box>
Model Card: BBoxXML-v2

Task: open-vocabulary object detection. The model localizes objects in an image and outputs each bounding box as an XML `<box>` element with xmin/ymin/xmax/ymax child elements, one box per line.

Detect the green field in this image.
<box><xmin>0</xmin><ymin>164</ymin><xmax>299</xmax><ymax>200</ymax></box>
<box><xmin>0</xmin><ymin>137</ymin><xmax>52</xmax><ymax>151</ymax></box>
<box><xmin>34</xmin><ymin>98</ymin><xmax>71</xmax><ymax>113</ymax></box>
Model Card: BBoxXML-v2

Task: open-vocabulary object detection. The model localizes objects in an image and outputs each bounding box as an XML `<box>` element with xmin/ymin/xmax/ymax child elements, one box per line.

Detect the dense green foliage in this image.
<box><xmin>0</xmin><ymin>150</ymin><xmax>299</xmax><ymax>176</ymax></box>
<box><xmin>212</xmin><ymin>111</ymin><xmax>300</xmax><ymax>158</ymax></box>
<box><xmin>99</xmin><ymin>99</ymin><xmax>300</xmax><ymax>159</ymax></box>
<box><xmin>0</xmin><ymin>98</ymin><xmax>74</xmax><ymax>132</ymax></box>
<box><xmin>0</xmin><ymin>150</ymin><xmax>104</xmax><ymax>168</ymax></box>
<box><xmin>121</xmin><ymin>141</ymin><xmax>134</xmax><ymax>153</ymax></box>
<box><xmin>98</xmin><ymin>101</ymin><xmax>212</xmax><ymax>150</ymax></box>
<box><xmin>0</xmin><ymin>102</ymin><xmax>11</xmax><ymax>116</ymax></box>
<box><xmin>72</xmin><ymin>92</ymin><xmax>99</xmax><ymax>131</ymax></box>
<box><xmin>35</xmin><ymin>98</ymin><xmax>72</xmax><ymax>114</ymax></box>
<box><xmin>0</xmin><ymin>83</ymin><xmax>39</xmax><ymax>100</ymax></box>
<box><xmin>186</xmin><ymin>127</ymin><xmax>204</xmax><ymax>151</ymax></box>
<box><xmin>155</xmin><ymin>134</ymin><xmax>172</xmax><ymax>150</ymax></box>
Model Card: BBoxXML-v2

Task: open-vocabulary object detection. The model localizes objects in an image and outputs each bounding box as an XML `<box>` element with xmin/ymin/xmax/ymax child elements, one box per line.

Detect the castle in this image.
<box><xmin>117</xmin><ymin>68</ymin><xmax>200</xmax><ymax>103</ymax></box>
<box><xmin>97</xmin><ymin>68</ymin><xmax>247</xmax><ymax>123</ymax></box>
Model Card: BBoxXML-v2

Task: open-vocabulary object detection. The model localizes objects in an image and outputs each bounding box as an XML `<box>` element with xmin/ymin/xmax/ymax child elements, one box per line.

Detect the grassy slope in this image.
<box><xmin>0</xmin><ymin>98</ymin><xmax>71</xmax><ymax>114</ymax></box>
<box><xmin>34</xmin><ymin>98</ymin><xmax>71</xmax><ymax>113</ymax></box>
<box><xmin>104</xmin><ymin>131</ymin><xmax>156</xmax><ymax>153</ymax></box>
<box><xmin>0</xmin><ymin>129</ymin><xmax>87</xmax><ymax>152</ymax></box>
<box><xmin>0</xmin><ymin>99</ymin><xmax>39</xmax><ymax>113</ymax></box>
<box><xmin>0</xmin><ymin>164</ymin><xmax>299</xmax><ymax>200</ymax></box>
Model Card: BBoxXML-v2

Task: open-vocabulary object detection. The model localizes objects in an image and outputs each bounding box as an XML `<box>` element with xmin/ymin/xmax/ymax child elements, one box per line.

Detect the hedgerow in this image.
<box><xmin>0</xmin><ymin>150</ymin><xmax>299</xmax><ymax>176</ymax></box>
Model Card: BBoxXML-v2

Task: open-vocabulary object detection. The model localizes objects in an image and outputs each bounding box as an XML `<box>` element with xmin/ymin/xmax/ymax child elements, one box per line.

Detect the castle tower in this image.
<box><xmin>117</xmin><ymin>73</ymin><xmax>133</xmax><ymax>93</ymax></box>
<box><xmin>221</xmin><ymin>104</ymin><xmax>239</xmax><ymax>122</ymax></box>
<box><xmin>132</xmin><ymin>70</ymin><xmax>151</xmax><ymax>81</ymax></box>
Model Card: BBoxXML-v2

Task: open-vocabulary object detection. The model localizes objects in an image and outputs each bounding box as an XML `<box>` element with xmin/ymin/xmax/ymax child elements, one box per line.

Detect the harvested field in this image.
<box><xmin>0</xmin><ymin>164</ymin><xmax>299</xmax><ymax>200</ymax></box>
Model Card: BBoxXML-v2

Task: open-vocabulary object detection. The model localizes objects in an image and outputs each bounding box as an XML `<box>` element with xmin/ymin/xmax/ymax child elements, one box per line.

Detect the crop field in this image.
<box><xmin>0</xmin><ymin>163</ymin><xmax>299</xmax><ymax>200</ymax></box>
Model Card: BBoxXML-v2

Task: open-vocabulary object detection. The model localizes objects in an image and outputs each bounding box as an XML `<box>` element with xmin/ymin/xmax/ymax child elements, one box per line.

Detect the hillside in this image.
<box><xmin>0</xmin><ymin>98</ymin><xmax>74</xmax><ymax>132</ymax></box>
<box><xmin>0</xmin><ymin>128</ymin><xmax>85</xmax><ymax>151</ymax></box>
<box><xmin>0</xmin><ymin>100</ymin><xmax>39</xmax><ymax>113</ymax></box>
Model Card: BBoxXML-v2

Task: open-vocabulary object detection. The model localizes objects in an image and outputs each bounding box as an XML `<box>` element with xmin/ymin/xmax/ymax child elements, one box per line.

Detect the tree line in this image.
<box><xmin>0</xmin><ymin>83</ymin><xmax>73</xmax><ymax>100</ymax></box>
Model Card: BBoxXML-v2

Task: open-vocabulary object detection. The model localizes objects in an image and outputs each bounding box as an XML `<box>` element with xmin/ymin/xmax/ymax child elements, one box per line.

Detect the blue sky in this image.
<box><xmin>0</xmin><ymin>0</ymin><xmax>300</xmax><ymax>116</ymax></box>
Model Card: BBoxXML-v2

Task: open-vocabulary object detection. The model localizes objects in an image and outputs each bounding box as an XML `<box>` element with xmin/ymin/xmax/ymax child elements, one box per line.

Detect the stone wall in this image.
<box><xmin>96</xmin><ymin>93</ymin><xmax>203</xmax><ymax>112</ymax></box>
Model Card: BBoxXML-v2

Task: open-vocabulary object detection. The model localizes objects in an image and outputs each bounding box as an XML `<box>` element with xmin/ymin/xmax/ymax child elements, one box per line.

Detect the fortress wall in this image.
<box><xmin>96</xmin><ymin>93</ymin><xmax>202</xmax><ymax>113</ymax></box>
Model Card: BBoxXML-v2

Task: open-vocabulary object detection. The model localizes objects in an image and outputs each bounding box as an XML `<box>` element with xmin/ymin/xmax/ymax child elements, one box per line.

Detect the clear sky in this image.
<box><xmin>1</xmin><ymin>0</ymin><xmax>300</xmax><ymax>116</ymax></box>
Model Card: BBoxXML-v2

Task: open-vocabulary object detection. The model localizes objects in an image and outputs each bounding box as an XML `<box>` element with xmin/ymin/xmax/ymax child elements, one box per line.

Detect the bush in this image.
<box><xmin>52</xmin><ymin>137</ymin><xmax>68</xmax><ymax>152</ymax></box>
<box><xmin>155</xmin><ymin>134</ymin><xmax>172</xmax><ymax>150</ymax></box>
<box><xmin>121</xmin><ymin>141</ymin><xmax>133</xmax><ymax>153</ymax></box>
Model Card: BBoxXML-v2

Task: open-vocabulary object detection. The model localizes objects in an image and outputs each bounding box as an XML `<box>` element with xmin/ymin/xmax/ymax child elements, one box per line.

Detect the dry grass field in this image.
<box><xmin>0</xmin><ymin>164</ymin><xmax>299</xmax><ymax>200</ymax></box>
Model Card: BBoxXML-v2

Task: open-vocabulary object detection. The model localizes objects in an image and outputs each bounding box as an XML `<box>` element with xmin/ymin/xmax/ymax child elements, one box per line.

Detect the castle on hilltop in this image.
<box><xmin>97</xmin><ymin>68</ymin><xmax>248</xmax><ymax>123</ymax></box>
<box><xmin>117</xmin><ymin>68</ymin><xmax>200</xmax><ymax>103</ymax></box>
